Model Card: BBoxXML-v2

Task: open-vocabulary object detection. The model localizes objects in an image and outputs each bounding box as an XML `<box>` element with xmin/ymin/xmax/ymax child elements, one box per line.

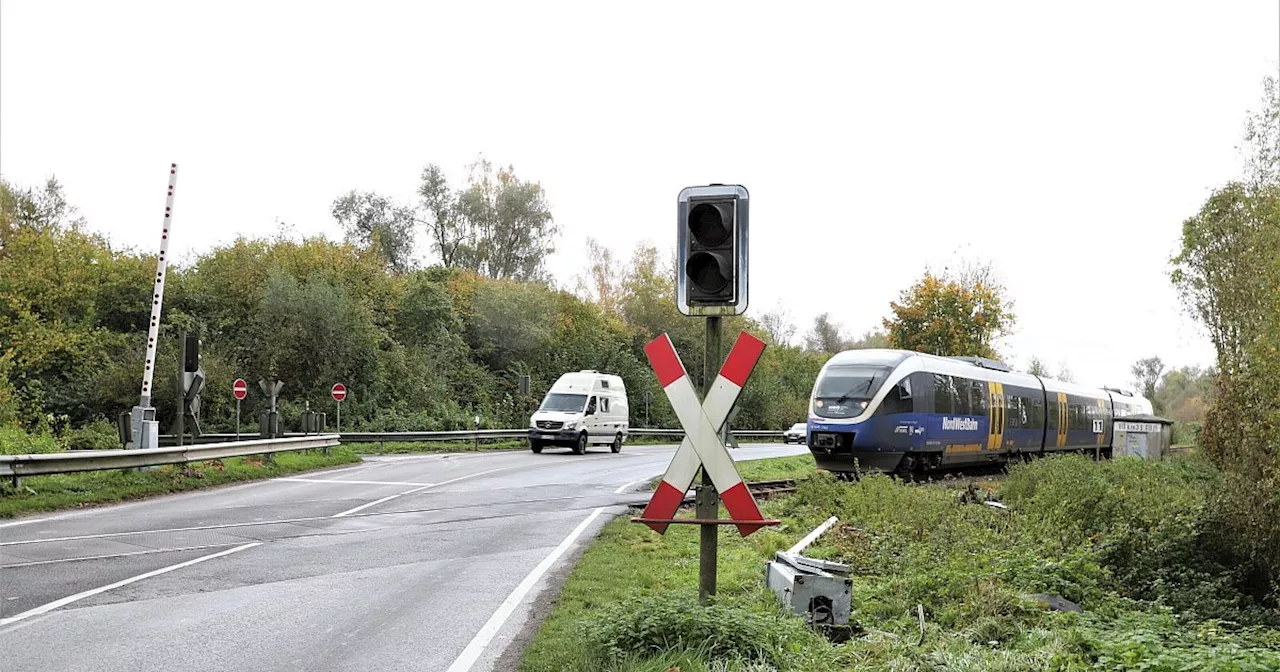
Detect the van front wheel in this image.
<box><xmin>573</xmin><ymin>432</ymin><xmax>588</xmax><ymax>455</ymax></box>
<box><xmin>530</xmin><ymin>440</ymin><xmax>543</xmax><ymax>454</ymax></box>
<box><xmin>611</xmin><ymin>433</ymin><xmax>622</xmax><ymax>453</ymax></box>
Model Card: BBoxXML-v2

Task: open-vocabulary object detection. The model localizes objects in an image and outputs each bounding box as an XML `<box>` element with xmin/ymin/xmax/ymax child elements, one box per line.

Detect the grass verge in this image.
<box><xmin>0</xmin><ymin>447</ymin><xmax>362</xmax><ymax>518</ymax></box>
<box><xmin>642</xmin><ymin>453</ymin><xmax>818</xmax><ymax>492</ymax></box>
<box><xmin>521</xmin><ymin>453</ymin><xmax>1280</xmax><ymax>672</ymax></box>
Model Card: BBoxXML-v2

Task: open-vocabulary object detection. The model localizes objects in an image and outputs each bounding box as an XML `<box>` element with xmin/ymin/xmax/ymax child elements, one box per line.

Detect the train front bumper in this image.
<box><xmin>807</xmin><ymin>428</ymin><xmax>905</xmax><ymax>473</ymax></box>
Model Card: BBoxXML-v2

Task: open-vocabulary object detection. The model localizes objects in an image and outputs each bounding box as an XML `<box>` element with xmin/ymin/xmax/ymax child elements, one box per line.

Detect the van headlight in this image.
<box><xmin>564</xmin><ymin>421</ymin><xmax>577</xmax><ymax>430</ymax></box>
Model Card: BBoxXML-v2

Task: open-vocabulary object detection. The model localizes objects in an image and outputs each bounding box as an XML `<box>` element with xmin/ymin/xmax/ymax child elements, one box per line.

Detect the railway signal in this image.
<box><xmin>676</xmin><ymin>185</ymin><xmax>749</xmax><ymax>316</ymax></box>
<box><xmin>634</xmin><ymin>331</ymin><xmax>773</xmax><ymax>536</ymax></box>
<box><xmin>634</xmin><ymin>330</ymin><xmax>778</xmax><ymax>602</ymax></box>
<box><xmin>172</xmin><ymin>329</ymin><xmax>205</xmax><ymax>446</ymax></box>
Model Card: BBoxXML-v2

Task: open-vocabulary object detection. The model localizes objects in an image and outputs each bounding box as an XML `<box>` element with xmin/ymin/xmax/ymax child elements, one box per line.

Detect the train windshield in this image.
<box><xmin>539</xmin><ymin>393</ymin><xmax>587</xmax><ymax>412</ymax></box>
<box><xmin>812</xmin><ymin>365</ymin><xmax>894</xmax><ymax>419</ymax></box>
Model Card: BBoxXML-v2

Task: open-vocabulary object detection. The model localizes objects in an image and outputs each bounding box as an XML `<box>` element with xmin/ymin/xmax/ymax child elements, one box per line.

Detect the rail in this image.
<box><xmin>1</xmin><ymin>435</ymin><xmax>340</xmax><ymax>478</ymax></box>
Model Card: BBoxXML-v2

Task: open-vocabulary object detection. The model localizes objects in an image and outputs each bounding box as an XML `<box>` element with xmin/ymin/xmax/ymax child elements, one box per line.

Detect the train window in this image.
<box><xmin>933</xmin><ymin>374</ymin><xmax>955</xmax><ymax>414</ymax></box>
<box><xmin>953</xmin><ymin>377</ymin><xmax>972</xmax><ymax>415</ymax></box>
<box><xmin>970</xmin><ymin>380</ymin><xmax>988</xmax><ymax>415</ymax></box>
<box><xmin>1030</xmin><ymin>397</ymin><xmax>1044</xmax><ymax>426</ymax></box>
<box><xmin>910</xmin><ymin>373</ymin><xmax>933</xmax><ymax>414</ymax></box>
<box><xmin>876</xmin><ymin>378</ymin><xmax>913</xmax><ymax>416</ymax></box>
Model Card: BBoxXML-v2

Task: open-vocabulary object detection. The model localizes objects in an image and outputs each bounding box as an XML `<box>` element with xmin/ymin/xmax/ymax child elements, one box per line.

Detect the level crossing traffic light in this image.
<box><xmin>676</xmin><ymin>185</ymin><xmax>749</xmax><ymax>316</ymax></box>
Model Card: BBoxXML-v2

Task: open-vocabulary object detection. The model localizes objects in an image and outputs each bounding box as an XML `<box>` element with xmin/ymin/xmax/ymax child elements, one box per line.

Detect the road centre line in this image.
<box><xmin>0</xmin><ymin>543</ymin><xmax>261</xmax><ymax>627</ymax></box>
<box><xmin>330</xmin><ymin>468</ymin><xmax>504</xmax><ymax>517</ymax></box>
<box><xmin>276</xmin><ymin>478</ymin><xmax>435</xmax><ymax>487</ymax></box>
<box><xmin>1</xmin><ymin>543</ymin><xmax>242</xmax><ymax>569</ymax></box>
<box><xmin>1</xmin><ymin>488</ymin><xmax>599</xmax><ymax>548</ymax></box>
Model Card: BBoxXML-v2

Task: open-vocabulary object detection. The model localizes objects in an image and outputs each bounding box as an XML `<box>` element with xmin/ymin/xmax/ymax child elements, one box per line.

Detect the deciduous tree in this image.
<box><xmin>330</xmin><ymin>190</ymin><xmax>417</xmax><ymax>273</ymax></box>
<box><xmin>418</xmin><ymin>157</ymin><xmax>557</xmax><ymax>281</ymax></box>
<box><xmin>1130</xmin><ymin>356</ymin><xmax>1165</xmax><ymax>408</ymax></box>
<box><xmin>883</xmin><ymin>261</ymin><xmax>1015</xmax><ymax>359</ymax></box>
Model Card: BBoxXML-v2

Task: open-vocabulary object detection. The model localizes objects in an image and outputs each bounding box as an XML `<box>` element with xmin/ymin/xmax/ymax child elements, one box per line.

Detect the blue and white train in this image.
<box><xmin>805</xmin><ymin>349</ymin><xmax>1154</xmax><ymax>476</ymax></box>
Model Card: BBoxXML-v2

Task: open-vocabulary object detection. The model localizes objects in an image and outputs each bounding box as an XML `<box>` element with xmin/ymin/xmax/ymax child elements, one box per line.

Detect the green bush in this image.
<box><xmin>1000</xmin><ymin>454</ymin><xmax>1278</xmax><ymax>625</ymax></box>
<box><xmin>63</xmin><ymin>417</ymin><xmax>122</xmax><ymax>450</ymax></box>
<box><xmin>0</xmin><ymin>426</ymin><xmax>62</xmax><ymax>455</ymax></box>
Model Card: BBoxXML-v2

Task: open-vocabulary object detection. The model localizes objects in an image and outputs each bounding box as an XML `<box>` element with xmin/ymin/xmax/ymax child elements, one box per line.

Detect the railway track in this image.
<box><xmin>745</xmin><ymin>479</ymin><xmax>797</xmax><ymax>497</ymax></box>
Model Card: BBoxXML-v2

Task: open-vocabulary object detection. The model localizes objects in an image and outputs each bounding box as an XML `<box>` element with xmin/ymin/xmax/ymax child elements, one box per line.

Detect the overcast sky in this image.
<box><xmin>2</xmin><ymin>1</ymin><xmax>1277</xmax><ymax>391</ymax></box>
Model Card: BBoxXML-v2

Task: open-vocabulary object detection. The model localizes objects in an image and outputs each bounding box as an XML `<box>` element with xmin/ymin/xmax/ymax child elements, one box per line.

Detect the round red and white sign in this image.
<box><xmin>331</xmin><ymin>383</ymin><xmax>347</xmax><ymax>402</ymax></box>
<box><xmin>232</xmin><ymin>378</ymin><xmax>248</xmax><ymax>400</ymax></box>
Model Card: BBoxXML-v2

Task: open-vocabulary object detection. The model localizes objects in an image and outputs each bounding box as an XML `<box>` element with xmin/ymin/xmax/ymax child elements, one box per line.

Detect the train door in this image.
<box><xmin>1049</xmin><ymin>389</ymin><xmax>1070</xmax><ymax>448</ymax></box>
<box><xmin>986</xmin><ymin>381</ymin><xmax>1005</xmax><ymax>452</ymax></box>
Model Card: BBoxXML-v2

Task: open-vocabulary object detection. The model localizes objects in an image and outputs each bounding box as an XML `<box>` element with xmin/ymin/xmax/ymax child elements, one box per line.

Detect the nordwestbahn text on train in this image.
<box><xmin>805</xmin><ymin>349</ymin><xmax>1154</xmax><ymax>476</ymax></box>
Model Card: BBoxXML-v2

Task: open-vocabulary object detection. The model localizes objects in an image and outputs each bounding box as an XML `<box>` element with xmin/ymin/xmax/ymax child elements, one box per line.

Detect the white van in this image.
<box><xmin>528</xmin><ymin>370</ymin><xmax>629</xmax><ymax>454</ymax></box>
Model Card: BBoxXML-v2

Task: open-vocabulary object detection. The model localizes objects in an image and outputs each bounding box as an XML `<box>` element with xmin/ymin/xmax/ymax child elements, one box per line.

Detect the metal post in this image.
<box><xmin>235</xmin><ymin>399</ymin><xmax>241</xmax><ymax>441</ymax></box>
<box><xmin>698</xmin><ymin>315</ymin><xmax>722</xmax><ymax>602</ymax></box>
<box><xmin>174</xmin><ymin>331</ymin><xmax>186</xmax><ymax>448</ymax></box>
<box><xmin>336</xmin><ymin>400</ymin><xmax>341</xmax><ymax>434</ymax></box>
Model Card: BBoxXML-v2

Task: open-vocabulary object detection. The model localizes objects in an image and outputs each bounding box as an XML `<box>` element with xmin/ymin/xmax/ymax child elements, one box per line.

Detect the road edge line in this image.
<box><xmin>444</xmin><ymin>507</ymin><xmax>606</xmax><ymax>672</ymax></box>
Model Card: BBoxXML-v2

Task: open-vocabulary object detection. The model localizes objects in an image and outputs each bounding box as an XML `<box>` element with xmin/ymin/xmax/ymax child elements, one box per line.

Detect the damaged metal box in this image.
<box><xmin>765</xmin><ymin>516</ymin><xmax>852</xmax><ymax>625</ymax></box>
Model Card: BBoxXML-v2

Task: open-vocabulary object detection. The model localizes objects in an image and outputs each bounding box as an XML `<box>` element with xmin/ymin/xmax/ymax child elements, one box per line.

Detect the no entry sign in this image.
<box><xmin>331</xmin><ymin>383</ymin><xmax>347</xmax><ymax>402</ymax></box>
<box><xmin>635</xmin><ymin>331</ymin><xmax>773</xmax><ymax>537</ymax></box>
<box><xmin>232</xmin><ymin>378</ymin><xmax>248</xmax><ymax>400</ymax></box>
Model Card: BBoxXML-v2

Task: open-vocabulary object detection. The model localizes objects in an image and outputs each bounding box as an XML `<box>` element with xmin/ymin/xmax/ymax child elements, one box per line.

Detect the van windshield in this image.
<box><xmin>539</xmin><ymin>393</ymin><xmax>587</xmax><ymax>412</ymax></box>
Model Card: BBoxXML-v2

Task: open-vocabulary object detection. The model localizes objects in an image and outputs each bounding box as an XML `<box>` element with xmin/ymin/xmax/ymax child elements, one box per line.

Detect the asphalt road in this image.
<box><xmin>0</xmin><ymin>441</ymin><xmax>808</xmax><ymax>672</ymax></box>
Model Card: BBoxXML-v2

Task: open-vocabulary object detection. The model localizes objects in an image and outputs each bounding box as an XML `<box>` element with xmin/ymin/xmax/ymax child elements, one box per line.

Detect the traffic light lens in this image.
<box><xmin>689</xmin><ymin>203</ymin><xmax>731</xmax><ymax>247</ymax></box>
<box><xmin>686</xmin><ymin>251</ymin><xmax>729</xmax><ymax>293</ymax></box>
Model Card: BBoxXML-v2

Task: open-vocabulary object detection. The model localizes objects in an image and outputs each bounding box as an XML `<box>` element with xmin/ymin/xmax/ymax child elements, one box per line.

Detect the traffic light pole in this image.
<box><xmin>173</xmin><ymin>332</ymin><xmax>186</xmax><ymax>448</ymax></box>
<box><xmin>698</xmin><ymin>315</ymin><xmax>722</xmax><ymax>602</ymax></box>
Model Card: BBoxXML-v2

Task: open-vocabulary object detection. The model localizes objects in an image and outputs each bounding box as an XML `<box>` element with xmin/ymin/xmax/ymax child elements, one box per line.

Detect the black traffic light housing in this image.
<box><xmin>677</xmin><ymin>184</ymin><xmax>749</xmax><ymax>316</ymax></box>
<box><xmin>183</xmin><ymin>332</ymin><xmax>201</xmax><ymax>372</ymax></box>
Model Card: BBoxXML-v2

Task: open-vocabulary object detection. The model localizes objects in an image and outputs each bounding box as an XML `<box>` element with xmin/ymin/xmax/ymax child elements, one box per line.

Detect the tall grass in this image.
<box><xmin>522</xmin><ymin>453</ymin><xmax>1280</xmax><ymax>672</ymax></box>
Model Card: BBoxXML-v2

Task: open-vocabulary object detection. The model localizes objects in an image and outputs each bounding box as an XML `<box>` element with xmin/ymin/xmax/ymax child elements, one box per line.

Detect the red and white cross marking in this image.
<box><xmin>639</xmin><ymin>331</ymin><xmax>769</xmax><ymax>536</ymax></box>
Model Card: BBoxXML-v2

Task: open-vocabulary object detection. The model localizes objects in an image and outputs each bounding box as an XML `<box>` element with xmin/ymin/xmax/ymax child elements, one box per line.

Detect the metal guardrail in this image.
<box><xmin>154</xmin><ymin>428</ymin><xmax>784</xmax><ymax>445</ymax></box>
<box><xmin>1</xmin><ymin>435</ymin><xmax>340</xmax><ymax>478</ymax></box>
<box><xmin>4</xmin><ymin>428</ymin><xmax>786</xmax><ymax>480</ymax></box>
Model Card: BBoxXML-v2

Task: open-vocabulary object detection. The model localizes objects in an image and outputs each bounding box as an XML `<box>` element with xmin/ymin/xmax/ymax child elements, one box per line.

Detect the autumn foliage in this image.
<box><xmin>882</xmin><ymin>263</ymin><xmax>1016</xmax><ymax>360</ymax></box>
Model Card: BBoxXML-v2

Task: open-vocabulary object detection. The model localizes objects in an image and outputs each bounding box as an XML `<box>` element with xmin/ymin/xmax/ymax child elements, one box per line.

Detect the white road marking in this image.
<box><xmin>415</xmin><ymin>468</ymin><xmax>503</xmax><ymax>492</ymax></box>
<box><xmin>331</xmin><ymin>494</ymin><xmax>402</xmax><ymax>518</ymax></box>
<box><xmin>331</xmin><ymin>468</ymin><xmax>505</xmax><ymax>517</ymax></box>
<box><xmin>613</xmin><ymin>477</ymin><xmax>653</xmax><ymax>494</ymax></box>
<box><xmin>1</xmin><ymin>543</ymin><xmax>241</xmax><ymax>569</ymax></box>
<box><xmin>276</xmin><ymin>478</ymin><xmax>434</xmax><ymax>487</ymax></box>
<box><xmin>0</xmin><ymin>510</ymin><xmax>92</xmax><ymax>530</ymax></box>
<box><xmin>445</xmin><ymin>507</ymin><xmax>606</xmax><ymax>672</ymax></box>
<box><xmin>0</xmin><ymin>542</ymin><xmax>260</xmax><ymax>627</ymax></box>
